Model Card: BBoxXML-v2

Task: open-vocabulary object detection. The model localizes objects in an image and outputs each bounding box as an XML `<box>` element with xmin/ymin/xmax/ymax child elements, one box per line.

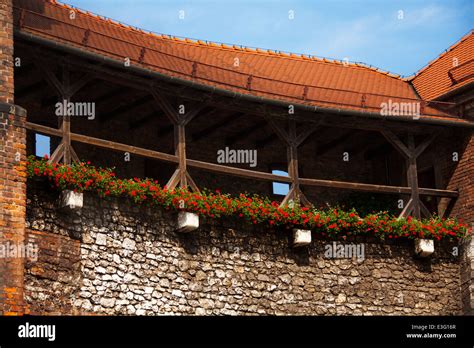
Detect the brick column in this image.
<box><xmin>0</xmin><ymin>0</ymin><xmax>28</xmax><ymax>316</ymax></box>
<box><xmin>0</xmin><ymin>0</ymin><xmax>14</xmax><ymax>104</ymax></box>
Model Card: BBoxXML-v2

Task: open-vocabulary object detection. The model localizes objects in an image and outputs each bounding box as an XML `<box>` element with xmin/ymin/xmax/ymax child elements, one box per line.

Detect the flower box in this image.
<box><xmin>176</xmin><ymin>211</ymin><xmax>199</xmax><ymax>233</ymax></box>
<box><xmin>60</xmin><ymin>190</ymin><xmax>83</xmax><ymax>210</ymax></box>
<box><xmin>292</xmin><ymin>228</ymin><xmax>311</xmax><ymax>247</ymax></box>
<box><xmin>415</xmin><ymin>238</ymin><xmax>434</xmax><ymax>257</ymax></box>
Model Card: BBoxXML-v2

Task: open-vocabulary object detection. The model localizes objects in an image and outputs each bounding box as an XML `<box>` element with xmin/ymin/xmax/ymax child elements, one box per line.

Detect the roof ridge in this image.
<box><xmin>408</xmin><ymin>29</ymin><xmax>474</xmax><ymax>80</ymax></box>
<box><xmin>49</xmin><ymin>0</ymin><xmax>405</xmax><ymax>81</ymax></box>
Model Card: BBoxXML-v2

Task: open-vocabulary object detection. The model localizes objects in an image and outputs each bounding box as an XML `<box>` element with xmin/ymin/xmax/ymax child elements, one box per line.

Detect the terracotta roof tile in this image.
<box><xmin>13</xmin><ymin>0</ymin><xmax>464</xmax><ymax>121</ymax></box>
<box><xmin>411</xmin><ymin>30</ymin><xmax>474</xmax><ymax>100</ymax></box>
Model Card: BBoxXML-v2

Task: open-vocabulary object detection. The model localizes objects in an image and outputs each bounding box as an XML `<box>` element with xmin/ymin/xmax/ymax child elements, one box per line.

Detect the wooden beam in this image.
<box><xmin>415</xmin><ymin>132</ymin><xmax>438</xmax><ymax>158</ymax></box>
<box><xmin>67</xmin><ymin>74</ymin><xmax>94</xmax><ymax>97</ymax></box>
<box><xmin>183</xmin><ymin>104</ymin><xmax>207</xmax><ymax>126</ymax></box>
<box><xmin>151</xmin><ymin>89</ymin><xmax>179</xmax><ymax>125</ymax></box>
<box><xmin>186</xmin><ymin>158</ymin><xmax>293</xmax><ymax>183</ymax></box>
<box><xmin>294</xmin><ymin>122</ymin><xmax>319</xmax><ymax>147</ymax></box>
<box><xmin>316</xmin><ymin>130</ymin><xmax>354</xmax><ymax>156</ymax></box>
<box><xmin>263</xmin><ymin>115</ymin><xmax>290</xmax><ymax>145</ymax></box>
<box><xmin>100</xmin><ymin>95</ymin><xmax>152</xmax><ymax>123</ymax></box>
<box><xmin>256</xmin><ymin>133</ymin><xmax>277</xmax><ymax>149</ymax></box>
<box><xmin>381</xmin><ymin>130</ymin><xmax>411</xmax><ymax>159</ymax></box>
<box><xmin>33</xmin><ymin>60</ymin><xmax>64</xmax><ymax>97</ymax></box>
<box><xmin>191</xmin><ymin>112</ymin><xmax>239</xmax><ymax>142</ymax></box>
<box><xmin>226</xmin><ymin>120</ymin><xmax>267</xmax><ymax>146</ymax></box>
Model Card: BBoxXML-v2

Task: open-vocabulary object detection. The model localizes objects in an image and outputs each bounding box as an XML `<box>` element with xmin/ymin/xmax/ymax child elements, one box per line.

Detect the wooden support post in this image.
<box><xmin>406</xmin><ymin>134</ymin><xmax>421</xmax><ymax>219</ymax></box>
<box><xmin>34</xmin><ymin>60</ymin><xmax>91</xmax><ymax>165</ymax></box>
<box><xmin>175</xmin><ymin>124</ymin><xmax>187</xmax><ymax>189</ymax></box>
<box><xmin>382</xmin><ymin>130</ymin><xmax>436</xmax><ymax>219</ymax></box>
<box><xmin>61</xmin><ymin>67</ymin><xmax>72</xmax><ymax>165</ymax></box>
<box><xmin>264</xmin><ymin>116</ymin><xmax>316</xmax><ymax>207</ymax></box>
<box><xmin>152</xmin><ymin>89</ymin><xmax>203</xmax><ymax>191</ymax></box>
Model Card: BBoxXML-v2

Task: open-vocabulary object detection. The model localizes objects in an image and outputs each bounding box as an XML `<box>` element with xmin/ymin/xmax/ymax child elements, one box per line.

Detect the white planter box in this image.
<box><xmin>415</xmin><ymin>238</ymin><xmax>434</xmax><ymax>257</ymax></box>
<box><xmin>292</xmin><ymin>228</ymin><xmax>311</xmax><ymax>247</ymax></box>
<box><xmin>60</xmin><ymin>190</ymin><xmax>83</xmax><ymax>210</ymax></box>
<box><xmin>176</xmin><ymin>211</ymin><xmax>199</xmax><ymax>233</ymax></box>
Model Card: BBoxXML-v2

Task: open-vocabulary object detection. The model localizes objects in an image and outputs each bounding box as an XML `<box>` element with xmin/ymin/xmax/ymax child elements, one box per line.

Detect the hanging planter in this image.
<box><xmin>292</xmin><ymin>228</ymin><xmax>311</xmax><ymax>247</ymax></box>
<box><xmin>415</xmin><ymin>238</ymin><xmax>434</xmax><ymax>257</ymax></box>
<box><xmin>176</xmin><ymin>211</ymin><xmax>199</xmax><ymax>233</ymax></box>
<box><xmin>60</xmin><ymin>190</ymin><xmax>83</xmax><ymax>210</ymax></box>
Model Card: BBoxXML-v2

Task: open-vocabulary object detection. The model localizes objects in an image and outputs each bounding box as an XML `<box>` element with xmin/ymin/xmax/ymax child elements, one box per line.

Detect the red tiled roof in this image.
<box><xmin>13</xmin><ymin>0</ymin><xmax>464</xmax><ymax>121</ymax></box>
<box><xmin>411</xmin><ymin>30</ymin><xmax>474</xmax><ymax>100</ymax></box>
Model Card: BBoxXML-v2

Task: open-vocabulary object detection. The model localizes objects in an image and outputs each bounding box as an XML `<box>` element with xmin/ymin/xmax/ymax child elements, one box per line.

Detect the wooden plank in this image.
<box><xmin>27</xmin><ymin>122</ymin><xmax>63</xmax><ymax>137</ymax></box>
<box><xmin>71</xmin><ymin>132</ymin><xmax>179</xmax><ymax>163</ymax></box>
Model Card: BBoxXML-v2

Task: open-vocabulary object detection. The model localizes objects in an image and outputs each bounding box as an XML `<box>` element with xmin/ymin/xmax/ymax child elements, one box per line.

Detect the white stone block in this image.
<box><xmin>292</xmin><ymin>228</ymin><xmax>311</xmax><ymax>247</ymax></box>
<box><xmin>415</xmin><ymin>238</ymin><xmax>434</xmax><ymax>257</ymax></box>
<box><xmin>60</xmin><ymin>190</ymin><xmax>83</xmax><ymax>210</ymax></box>
<box><xmin>176</xmin><ymin>211</ymin><xmax>199</xmax><ymax>233</ymax></box>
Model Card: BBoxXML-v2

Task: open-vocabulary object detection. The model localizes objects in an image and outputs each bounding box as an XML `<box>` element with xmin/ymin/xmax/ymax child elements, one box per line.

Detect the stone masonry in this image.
<box><xmin>24</xmin><ymin>180</ymin><xmax>465</xmax><ymax>315</ymax></box>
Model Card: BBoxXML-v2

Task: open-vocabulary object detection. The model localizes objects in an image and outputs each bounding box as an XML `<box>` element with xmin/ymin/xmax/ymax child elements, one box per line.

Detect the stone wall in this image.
<box><xmin>24</xmin><ymin>179</ymin><xmax>466</xmax><ymax>315</ymax></box>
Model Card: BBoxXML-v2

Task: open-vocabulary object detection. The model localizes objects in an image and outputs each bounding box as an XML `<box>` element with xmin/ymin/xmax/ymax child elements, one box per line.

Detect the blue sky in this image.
<box><xmin>62</xmin><ymin>0</ymin><xmax>472</xmax><ymax>76</ymax></box>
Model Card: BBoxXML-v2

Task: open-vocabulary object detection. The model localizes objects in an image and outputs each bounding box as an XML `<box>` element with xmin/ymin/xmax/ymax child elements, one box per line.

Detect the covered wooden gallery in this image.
<box><xmin>13</xmin><ymin>0</ymin><xmax>474</xmax><ymax>219</ymax></box>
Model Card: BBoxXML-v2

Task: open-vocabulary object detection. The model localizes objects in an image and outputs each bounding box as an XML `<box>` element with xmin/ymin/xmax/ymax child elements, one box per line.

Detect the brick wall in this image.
<box><xmin>0</xmin><ymin>0</ymin><xmax>28</xmax><ymax>316</ymax></box>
